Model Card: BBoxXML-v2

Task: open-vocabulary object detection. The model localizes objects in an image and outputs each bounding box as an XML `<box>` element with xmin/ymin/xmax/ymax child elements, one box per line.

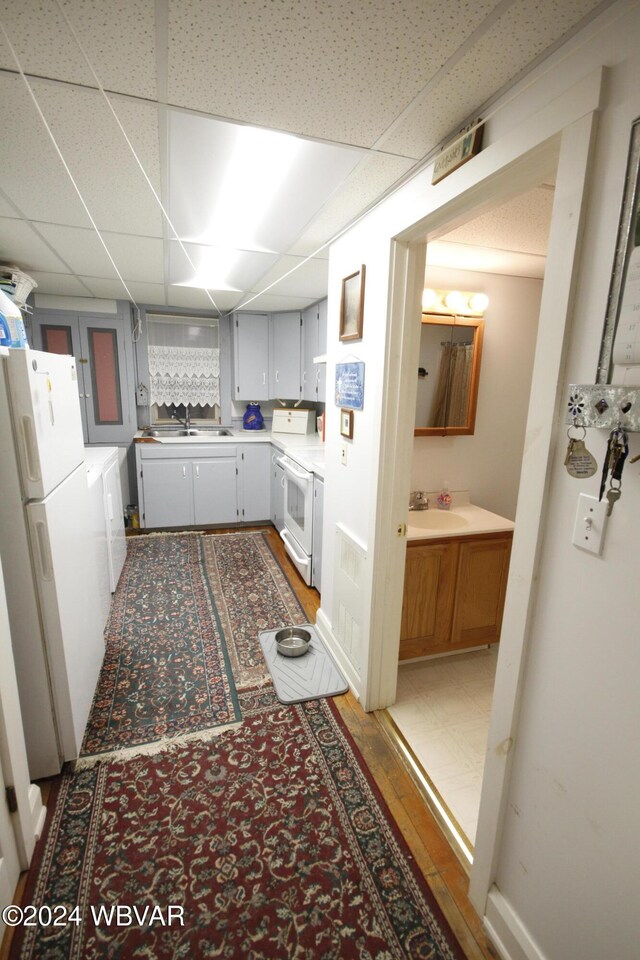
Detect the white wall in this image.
<box><xmin>412</xmin><ymin>266</ymin><xmax>542</xmax><ymax>520</ymax></box>
<box><xmin>317</xmin><ymin>1</ymin><xmax>640</xmax><ymax>957</ymax></box>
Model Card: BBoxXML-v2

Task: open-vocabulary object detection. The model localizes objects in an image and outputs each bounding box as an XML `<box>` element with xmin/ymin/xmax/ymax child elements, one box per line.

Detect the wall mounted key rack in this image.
<box><xmin>566</xmin><ymin>385</ymin><xmax>640</xmax><ymax>432</ymax></box>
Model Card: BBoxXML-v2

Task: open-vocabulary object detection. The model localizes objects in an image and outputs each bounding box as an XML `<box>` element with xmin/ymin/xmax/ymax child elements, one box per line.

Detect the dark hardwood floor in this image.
<box><xmin>1</xmin><ymin>525</ymin><xmax>497</xmax><ymax>960</ymax></box>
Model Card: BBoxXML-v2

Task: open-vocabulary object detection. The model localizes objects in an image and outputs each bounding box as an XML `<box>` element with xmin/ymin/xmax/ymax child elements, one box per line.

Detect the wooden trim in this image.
<box><xmin>415</xmin><ymin>316</ymin><xmax>484</xmax><ymax>437</ymax></box>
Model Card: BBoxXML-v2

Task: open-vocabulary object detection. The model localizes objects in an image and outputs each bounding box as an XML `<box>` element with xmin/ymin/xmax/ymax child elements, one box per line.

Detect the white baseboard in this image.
<box><xmin>28</xmin><ymin>783</ymin><xmax>46</xmax><ymax>845</ymax></box>
<box><xmin>314</xmin><ymin>608</ymin><xmax>362</xmax><ymax>700</ymax></box>
<box><xmin>484</xmin><ymin>887</ymin><xmax>548</xmax><ymax>960</ymax></box>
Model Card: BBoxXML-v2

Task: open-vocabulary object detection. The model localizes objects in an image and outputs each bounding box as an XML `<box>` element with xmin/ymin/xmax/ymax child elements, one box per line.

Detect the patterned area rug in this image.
<box><xmin>14</xmin><ymin>699</ymin><xmax>465</xmax><ymax>960</ymax></box>
<box><xmin>81</xmin><ymin>532</ymin><xmax>304</xmax><ymax>758</ymax></box>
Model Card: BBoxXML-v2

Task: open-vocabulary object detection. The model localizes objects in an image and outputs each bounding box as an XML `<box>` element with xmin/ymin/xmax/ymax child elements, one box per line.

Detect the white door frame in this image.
<box><xmin>367</xmin><ymin>77</ymin><xmax>602</xmax><ymax>917</ymax></box>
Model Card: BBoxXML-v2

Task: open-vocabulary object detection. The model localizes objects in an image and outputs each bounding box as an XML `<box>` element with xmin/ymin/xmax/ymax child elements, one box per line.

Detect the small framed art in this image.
<box><xmin>339</xmin><ymin>265</ymin><xmax>366</xmax><ymax>341</ymax></box>
<box><xmin>340</xmin><ymin>408</ymin><xmax>354</xmax><ymax>439</ymax></box>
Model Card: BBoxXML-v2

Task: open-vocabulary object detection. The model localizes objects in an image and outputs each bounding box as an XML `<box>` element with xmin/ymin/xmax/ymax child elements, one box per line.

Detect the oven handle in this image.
<box><xmin>280</xmin><ymin>528</ymin><xmax>311</xmax><ymax>567</ymax></box>
<box><xmin>283</xmin><ymin>458</ymin><xmax>313</xmax><ymax>482</ymax></box>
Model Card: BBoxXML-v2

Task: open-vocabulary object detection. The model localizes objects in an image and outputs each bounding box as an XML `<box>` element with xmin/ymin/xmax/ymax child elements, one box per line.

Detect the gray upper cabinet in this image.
<box><xmin>270</xmin><ymin>312</ymin><xmax>301</xmax><ymax>400</ymax></box>
<box><xmin>232</xmin><ymin>313</ymin><xmax>270</xmax><ymax>400</ymax></box>
<box><xmin>30</xmin><ymin>305</ymin><xmax>136</xmax><ymax>444</ymax></box>
<box><xmin>302</xmin><ymin>299</ymin><xmax>327</xmax><ymax>403</ymax></box>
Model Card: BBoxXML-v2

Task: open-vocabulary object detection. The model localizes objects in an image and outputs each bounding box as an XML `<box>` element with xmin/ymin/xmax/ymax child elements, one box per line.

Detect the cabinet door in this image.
<box><xmin>399</xmin><ymin>542</ymin><xmax>458</xmax><ymax>660</ymax></box>
<box><xmin>312</xmin><ymin>476</ymin><xmax>324</xmax><ymax>592</ymax></box>
<box><xmin>192</xmin><ymin>458</ymin><xmax>238</xmax><ymax>526</ymax></box>
<box><xmin>142</xmin><ymin>460</ymin><xmax>193</xmax><ymax>528</ymax></box>
<box><xmin>450</xmin><ymin>536</ymin><xmax>512</xmax><ymax>648</ymax></box>
<box><xmin>233</xmin><ymin>314</ymin><xmax>270</xmax><ymax>400</ymax></box>
<box><xmin>103</xmin><ymin>455</ymin><xmax>127</xmax><ymax>589</ymax></box>
<box><xmin>240</xmin><ymin>445</ymin><xmax>271</xmax><ymax>522</ymax></box>
<box><xmin>302</xmin><ymin>304</ymin><xmax>319</xmax><ymax>401</ymax></box>
<box><xmin>317</xmin><ymin>299</ymin><xmax>327</xmax><ymax>403</ymax></box>
<box><xmin>270</xmin><ymin>312</ymin><xmax>301</xmax><ymax>400</ymax></box>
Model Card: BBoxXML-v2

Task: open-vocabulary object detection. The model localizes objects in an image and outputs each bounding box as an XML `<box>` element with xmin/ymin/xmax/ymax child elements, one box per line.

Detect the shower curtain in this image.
<box><xmin>429</xmin><ymin>342</ymin><xmax>474</xmax><ymax>428</ymax></box>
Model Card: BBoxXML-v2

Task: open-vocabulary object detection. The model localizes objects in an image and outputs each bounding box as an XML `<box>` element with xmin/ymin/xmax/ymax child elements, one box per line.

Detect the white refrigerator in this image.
<box><xmin>0</xmin><ymin>347</ymin><xmax>105</xmax><ymax>778</ymax></box>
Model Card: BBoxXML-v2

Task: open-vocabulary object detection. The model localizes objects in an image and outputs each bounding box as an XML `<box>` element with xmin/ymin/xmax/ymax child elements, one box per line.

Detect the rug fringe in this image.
<box><xmin>130</xmin><ymin>529</ymin><xmax>267</xmax><ymax>540</ymax></box>
<box><xmin>74</xmin><ymin>722</ymin><xmax>243</xmax><ymax>770</ymax></box>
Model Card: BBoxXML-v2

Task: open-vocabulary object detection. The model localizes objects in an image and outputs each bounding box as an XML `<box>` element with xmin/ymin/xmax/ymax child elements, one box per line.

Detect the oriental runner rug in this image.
<box><xmin>14</xmin><ymin>698</ymin><xmax>465</xmax><ymax>960</ymax></box>
<box><xmin>80</xmin><ymin>531</ymin><xmax>304</xmax><ymax>760</ymax></box>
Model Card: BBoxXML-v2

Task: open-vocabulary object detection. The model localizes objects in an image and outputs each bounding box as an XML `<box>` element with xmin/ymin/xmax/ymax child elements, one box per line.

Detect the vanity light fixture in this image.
<box><xmin>421</xmin><ymin>288</ymin><xmax>489</xmax><ymax>317</ymax></box>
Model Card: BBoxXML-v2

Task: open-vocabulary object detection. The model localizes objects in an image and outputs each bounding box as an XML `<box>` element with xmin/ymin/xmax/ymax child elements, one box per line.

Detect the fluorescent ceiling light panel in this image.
<box><xmin>168</xmin><ymin>111</ymin><xmax>364</xmax><ymax>258</ymax></box>
<box><xmin>168</xmin><ymin>240</ymin><xmax>278</xmax><ymax>292</ymax></box>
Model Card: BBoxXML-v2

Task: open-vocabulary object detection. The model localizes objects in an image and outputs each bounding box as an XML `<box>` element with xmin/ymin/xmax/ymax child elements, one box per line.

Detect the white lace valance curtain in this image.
<box><xmin>148</xmin><ymin>345</ymin><xmax>220</xmax><ymax>408</ymax></box>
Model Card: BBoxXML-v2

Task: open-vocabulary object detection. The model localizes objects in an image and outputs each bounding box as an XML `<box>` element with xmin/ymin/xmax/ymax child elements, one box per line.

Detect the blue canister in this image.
<box><xmin>242</xmin><ymin>402</ymin><xmax>264</xmax><ymax>430</ymax></box>
<box><xmin>0</xmin><ymin>289</ymin><xmax>28</xmax><ymax>347</ymax></box>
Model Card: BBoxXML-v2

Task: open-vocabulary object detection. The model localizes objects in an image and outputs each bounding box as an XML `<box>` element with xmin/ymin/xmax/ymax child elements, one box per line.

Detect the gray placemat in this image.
<box><xmin>259</xmin><ymin>623</ymin><xmax>349</xmax><ymax>704</ymax></box>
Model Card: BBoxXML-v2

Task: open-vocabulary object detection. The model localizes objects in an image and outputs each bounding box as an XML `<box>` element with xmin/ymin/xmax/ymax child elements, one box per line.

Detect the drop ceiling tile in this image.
<box><xmin>81</xmin><ymin>277</ymin><xmax>167</xmax><ymax>305</ymax></box>
<box><xmin>0</xmin><ymin>194</ymin><xmax>18</xmax><ymax>217</ymax></box>
<box><xmin>26</xmin><ymin>271</ymin><xmax>93</xmax><ymax>297</ymax></box>
<box><xmin>382</xmin><ymin>0</ymin><xmax>606</xmax><ymax>159</ymax></box>
<box><xmin>0</xmin><ymin>0</ymin><xmax>157</xmax><ymax>99</ymax></box>
<box><xmin>0</xmin><ymin>217</ymin><xmax>70</xmax><ymax>273</ymax></box>
<box><xmin>167</xmin><ymin>0</ymin><xmax>500</xmax><ymax>147</ymax></box>
<box><xmin>167</xmin><ymin>286</ymin><xmax>239</xmax><ymax>312</ymax></box>
<box><xmin>0</xmin><ymin>76</ymin><xmax>162</xmax><ymax>234</ymax></box>
<box><xmin>236</xmin><ymin>292</ymin><xmax>317</xmax><ymax>313</ymax></box>
<box><xmin>75</xmin><ymin>276</ymin><xmax>132</xmax><ymax>300</ymax></box>
<box><xmin>0</xmin><ymin>74</ymin><xmax>90</xmax><ymax>227</ymax></box>
<box><xmin>36</xmin><ymin>224</ymin><xmax>163</xmax><ymax>282</ymax></box>
<box><xmin>35</xmin><ymin>82</ymin><xmax>163</xmax><ymax>236</ymax></box>
<box><xmin>252</xmin><ymin>256</ymin><xmax>328</xmax><ymax>300</ymax></box>
<box><xmin>287</xmin><ymin>152</ymin><xmax>416</xmax><ymax>256</ymax></box>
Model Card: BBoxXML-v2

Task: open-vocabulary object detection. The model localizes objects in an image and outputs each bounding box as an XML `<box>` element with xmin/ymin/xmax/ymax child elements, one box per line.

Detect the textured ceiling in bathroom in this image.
<box><xmin>0</xmin><ymin>0</ymin><xmax>613</xmax><ymax>312</ymax></box>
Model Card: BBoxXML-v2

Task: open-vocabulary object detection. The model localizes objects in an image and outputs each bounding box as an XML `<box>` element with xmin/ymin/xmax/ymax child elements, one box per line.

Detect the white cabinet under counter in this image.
<box><xmin>84</xmin><ymin>446</ymin><xmax>126</xmax><ymax>620</ymax></box>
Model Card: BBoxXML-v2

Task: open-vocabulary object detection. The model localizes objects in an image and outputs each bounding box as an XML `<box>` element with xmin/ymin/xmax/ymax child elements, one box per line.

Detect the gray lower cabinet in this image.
<box><xmin>137</xmin><ymin>444</ymin><xmax>239</xmax><ymax>528</ymax></box>
<box><xmin>312</xmin><ymin>475</ymin><xmax>324</xmax><ymax>592</ymax></box>
<box><xmin>193</xmin><ymin>457</ymin><xmax>238</xmax><ymax>525</ymax></box>
<box><xmin>238</xmin><ymin>444</ymin><xmax>271</xmax><ymax>523</ymax></box>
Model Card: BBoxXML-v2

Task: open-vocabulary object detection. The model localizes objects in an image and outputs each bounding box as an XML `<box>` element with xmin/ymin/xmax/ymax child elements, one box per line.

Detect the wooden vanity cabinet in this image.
<box><xmin>399</xmin><ymin>531</ymin><xmax>512</xmax><ymax>660</ymax></box>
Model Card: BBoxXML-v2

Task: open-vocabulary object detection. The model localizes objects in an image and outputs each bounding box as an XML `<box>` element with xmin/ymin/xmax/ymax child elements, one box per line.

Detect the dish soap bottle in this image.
<box><xmin>437</xmin><ymin>482</ymin><xmax>452</xmax><ymax>511</ymax></box>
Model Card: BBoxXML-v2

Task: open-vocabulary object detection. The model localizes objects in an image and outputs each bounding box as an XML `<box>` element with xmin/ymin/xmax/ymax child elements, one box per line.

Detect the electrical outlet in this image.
<box><xmin>572</xmin><ymin>493</ymin><xmax>608</xmax><ymax>556</ymax></box>
<box><xmin>136</xmin><ymin>383</ymin><xmax>148</xmax><ymax>405</ymax></box>
<box><xmin>340</xmin><ymin>444</ymin><xmax>348</xmax><ymax>466</ymax></box>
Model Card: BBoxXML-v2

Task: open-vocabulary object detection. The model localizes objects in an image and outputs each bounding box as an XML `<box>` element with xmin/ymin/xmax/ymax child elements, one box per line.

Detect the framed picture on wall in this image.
<box><xmin>339</xmin><ymin>265</ymin><xmax>366</xmax><ymax>341</ymax></box>
<box><xmin>340</xmin><ymin>408</ymin><xmax>354</xmax><ymax>438</ymax></box>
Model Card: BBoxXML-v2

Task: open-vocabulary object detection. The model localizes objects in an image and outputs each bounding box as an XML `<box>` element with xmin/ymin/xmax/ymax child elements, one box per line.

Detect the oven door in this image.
<box><xmin>282</xmin><ymin>456</ymin><xmax>314</xmax><ymax>556</ymax></box>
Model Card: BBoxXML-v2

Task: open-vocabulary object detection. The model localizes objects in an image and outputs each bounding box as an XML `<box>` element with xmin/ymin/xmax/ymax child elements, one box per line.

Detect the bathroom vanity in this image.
<box><xmin>399</xmin><ymin>500</ymin><xmax>514</xmax><ymax>660</ymax></box>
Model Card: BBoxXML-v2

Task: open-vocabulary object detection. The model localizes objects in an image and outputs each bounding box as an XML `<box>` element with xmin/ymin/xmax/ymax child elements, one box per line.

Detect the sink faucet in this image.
<box><xmin>409</xmin><ymin>491</ymin><xmax>430</xmax><ymax>511</ymax></box>
<box><xmin>171</xmin><ymin>405</ymin><xmax>191</xmax><ymax>429</ymax></box>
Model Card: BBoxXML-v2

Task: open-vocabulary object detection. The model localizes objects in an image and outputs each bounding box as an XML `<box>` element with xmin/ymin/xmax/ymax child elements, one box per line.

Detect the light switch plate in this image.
<box><xmin>572</xmin><ymin>493</ymin><xmax>608</xmax><ymax>556</ymax></box>
<box><xmin>340</xmin><ymin>444</ymin><xmax>348</xmax><ymax>465</ymax></box>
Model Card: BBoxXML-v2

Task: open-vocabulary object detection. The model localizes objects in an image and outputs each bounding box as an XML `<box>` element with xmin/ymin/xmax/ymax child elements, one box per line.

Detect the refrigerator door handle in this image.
<box><xmin>20</xmin><ymin>415</ymin><xmax>42</xmax><ymax>483</ymax></box>
<box><xmin>34</xmin><ymin>521</ymin><xmax>54</xmax><ymax>581</ymax></box>
<box><xmin>106</xmin><ymin>492</ymin><xmax>114</xmax><ymax>521</ymax></box>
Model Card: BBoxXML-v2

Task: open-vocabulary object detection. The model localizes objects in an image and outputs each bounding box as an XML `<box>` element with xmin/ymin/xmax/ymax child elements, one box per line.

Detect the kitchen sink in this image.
<box><xmin>141</xmin><ymin>427</ymin><xmax>233</xmax><ymax>438</ymax></box>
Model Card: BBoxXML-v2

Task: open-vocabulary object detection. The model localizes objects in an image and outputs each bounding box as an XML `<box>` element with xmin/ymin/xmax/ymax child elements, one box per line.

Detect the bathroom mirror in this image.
<box><xmin>414</xmin><ymin>315</ymin><xmax>484</xmax><ymax>436</ymax></box>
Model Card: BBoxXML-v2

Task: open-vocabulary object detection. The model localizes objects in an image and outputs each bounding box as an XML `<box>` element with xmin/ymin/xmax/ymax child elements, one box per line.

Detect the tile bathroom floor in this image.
<box><xmin>387</xmin><ymin>646</ymin><xmax>498</xmax><ymax>847</ymax></box>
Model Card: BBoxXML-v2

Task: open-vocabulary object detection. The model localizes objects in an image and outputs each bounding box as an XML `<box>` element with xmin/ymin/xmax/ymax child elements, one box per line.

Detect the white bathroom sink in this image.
<box><xmin>408</xmin><ymin>510</ymin><xmax>470</xmax><ymax>531</ymax></box>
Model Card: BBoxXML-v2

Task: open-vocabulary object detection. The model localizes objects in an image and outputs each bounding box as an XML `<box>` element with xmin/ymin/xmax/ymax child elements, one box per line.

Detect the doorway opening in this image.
<box><xmin>382</xmin><ymin>179</ymin><xmax>556</xmax><ymax>863</ymax></box>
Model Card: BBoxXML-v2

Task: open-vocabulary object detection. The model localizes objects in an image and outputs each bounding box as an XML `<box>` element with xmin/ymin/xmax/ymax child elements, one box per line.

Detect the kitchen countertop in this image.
<box><xmin>133</xmin><ymin>428</ymin><xmax>326</xmax><ymax>479</ymax></box>
<box><xmin>407</xmin><ymin>494</ymin><xmax>514</xmax><ymax>541</ymax></box>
